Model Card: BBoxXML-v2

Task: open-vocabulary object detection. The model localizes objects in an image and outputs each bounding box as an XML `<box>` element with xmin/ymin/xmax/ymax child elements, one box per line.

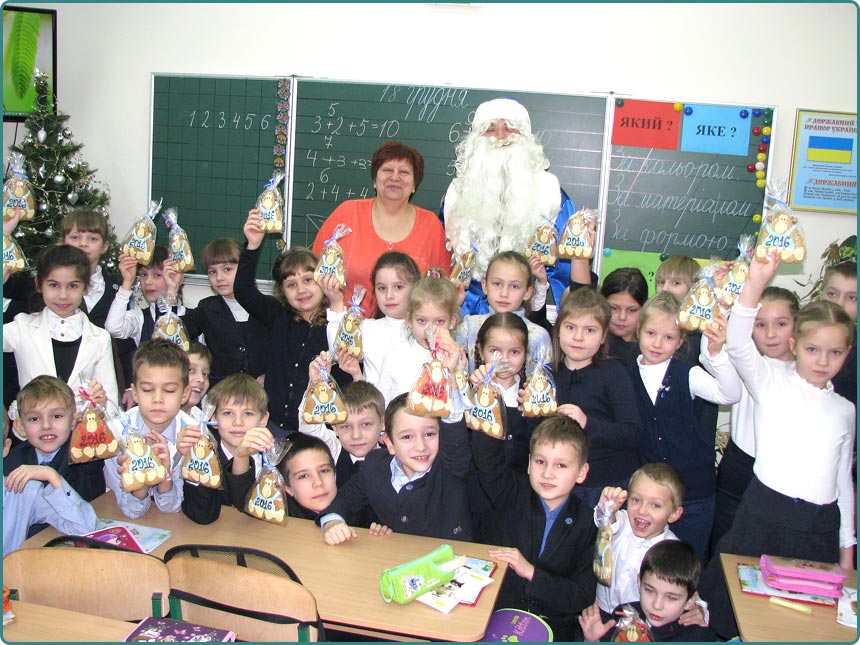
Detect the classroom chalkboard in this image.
<box><xmin>150</xmin><ymin>74</ymin><xmax>290</xmax><ymax>280</ymax></box>
<box><xmin>289</xmin><ymin>79</ymin><xmax>608</xmax><ymax>249</ymax></box>
<box><xmin>600</xmin><ymin>99</ymin><xmax>775</xmax><ymax>285</ymax></box>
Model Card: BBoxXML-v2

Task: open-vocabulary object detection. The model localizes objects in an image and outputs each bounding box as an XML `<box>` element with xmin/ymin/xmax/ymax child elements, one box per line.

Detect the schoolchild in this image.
<box><xmin>552</xmin><ymin>287</ymin><xmax>643</xmax><ymax>509</ymax></box>
<box><xmin>323</xmin><ymin>250</ymin><xmax>419</xmax><ymax>386</ymax></box>
<box><xmin>471</xmin><ymin>414</ymin><xmax>597</xmax><ymax>642</ymax></box>
<box><xmin>103</xmin><ymin>339</ymin><xmax>196</xmax><ymax>519</ymax></box>
<box><xmin>600</xmin><ymin>268</ymin><xmax>649</xmax><ymax>365</ymax></box>
<box><xmin>182</xmin><ymin>341</ymin><xmax>211</xmax><ymax>416</ymax></box>
<box><xmin>456</xmin><ymin>251</ymin><xmax>552</xmax><ymax>372</ymax></box>
<box><xmin>179</xmin><ymin>238</ymin><xmax>271</xmax><ymax>383</ymax></box>
<box><xmin>180</xmin><ymin>373</ymin><xmax>269</xmax><ymax>524</ymax></box>
<box><xmin>375</xmin><ymin>275</ymin><xmax>461</xmax><ymax>407</ymax></box>
<box><xmin>319</xmin><ymin>390</ymin><xmax>472</xmax><ymax>544</ymax></box>
<box><xmin>819</xmin><ymin>261</ymin><xmax>856</xmax><ymax>406</ymax></box>
<box><xmin>704</xmin><ymin>286</ymin><xmax>798</xmax><ymax>555</ymax></box>
<box><xmin>700</xmin><ymin>251</ymin><xmax>855</xmax><ymax>639</ymax></box>
<box><xmin>234</xmin><ymin>209</ymin><xmax>331</xmax><ymax>433</ymax></box>
<box><xmin>580</xmin><ymin>540</ymin><xmax>717</xmax><ymax>642</ymax></box>
<box><xmin>3</xmin><ymin>244</ymin><xmax>119</xmax><ymax>405</ymax></box>
<box><xmin>626</xmin><ymin>292</ymin><xmax>740</xmax><ymax>563</ymax></box>
<box><xmin>3</xmin><ymin>405</ymin><xmax>98</xmax><ymax>556</ymax></box>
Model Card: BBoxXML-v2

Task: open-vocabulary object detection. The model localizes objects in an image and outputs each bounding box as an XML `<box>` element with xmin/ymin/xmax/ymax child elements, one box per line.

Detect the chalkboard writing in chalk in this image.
<box><xmin>604</xmin><ymin>99</ymin><xmax>775</xmax><ymax>260</ymax></box>
<box><xmin>289</xmin><ymin>79</ymin><xmax>607</xmax><ymax>249</ymax></box>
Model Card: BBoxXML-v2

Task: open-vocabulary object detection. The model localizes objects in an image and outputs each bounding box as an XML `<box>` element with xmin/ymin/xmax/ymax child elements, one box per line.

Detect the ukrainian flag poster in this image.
<box><xmin>789</xmin><ymin>109</ymin><xmax>857</xmax><ymax>214</ymax></box>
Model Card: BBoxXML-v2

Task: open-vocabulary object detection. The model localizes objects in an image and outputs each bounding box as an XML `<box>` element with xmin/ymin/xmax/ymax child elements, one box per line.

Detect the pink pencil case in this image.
<box><xmin>760</xmin><ymin>554</ymin><xmax>847</xmax><ymax>598</ymax></box>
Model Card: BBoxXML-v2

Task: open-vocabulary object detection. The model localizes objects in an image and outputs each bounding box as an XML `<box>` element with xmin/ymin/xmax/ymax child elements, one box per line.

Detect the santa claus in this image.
<box><xmin>443</xmin><ymin>98</ymin><xmax>576</xmax><ymax>314</ymax></box>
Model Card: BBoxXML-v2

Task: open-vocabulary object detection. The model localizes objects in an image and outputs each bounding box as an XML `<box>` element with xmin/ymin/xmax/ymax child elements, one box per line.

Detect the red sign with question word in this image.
<box><xmin>612</xmin><ymin>99</ymin><xmax>681</xmax><ymax>150</ymax></box>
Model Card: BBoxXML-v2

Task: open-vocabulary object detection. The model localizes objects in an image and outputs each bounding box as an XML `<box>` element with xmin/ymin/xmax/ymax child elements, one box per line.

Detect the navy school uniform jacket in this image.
<box><xmin>555</xmin><ymin>360</ymin><xmax>644</xmax><ymax>489</ymax></box>
<box><xmin>471</xmin><ymin>430</ymin><xmax>597</xmax><ymax>642</ymax></box>
<box><xmin>598</xmin><ymin>601</ymin><xmax>717</xmax><ymax>642</ymax></box>
<box><xmin>180</xmin><ymin>295</ymin><xmax>271</xmax><ymax>381</ymax></box>
<box><xmin>320</xmin><ymin>418</ymin><xmax>473</xmax><ymax>541</ymax></box>
<box><xmin>626</xmin><ymin>357</ymin><xmax>717</xmax><ymax>501</ymax></box>
<box><xmin>232</xmin><ymin>244</ymin><xmax>330</xmax><ymax>433</ymax></box>
<box><xmin>4</xmin><ymin>438</ymin><xmax>106</xmax><ymax>537</ymax></box>
<box><xmin>181</xmin><ymin>428</ymin><xmax>257</xmax><ymax>525</ymax></box>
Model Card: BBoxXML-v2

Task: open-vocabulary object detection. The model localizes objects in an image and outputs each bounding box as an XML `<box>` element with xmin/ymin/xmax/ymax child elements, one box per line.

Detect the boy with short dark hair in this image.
<box><xmin>471</xmin><ymin>414</ymin><xmax>597</xmax><ymax>642</ymax></box>
<box><xmin>319</xmin><ymin>391</ymin><xmax>472</xmax><ymax>544</ymax></box>
<box><xmin>104</xmin><ymin>339</ymin><xmax>195</xmax><ymax>518</ymax></box>
<box><xmin>3</xmin><ymin>403</ymin><xmax>98</xmax><ymax>555</ymax></box>
<box><xmin>580</xmin><ymin>540</ymin><xmax>717</xmax><ymax>642</ymax></box>
<box><xmin>298</xmin><ymin>360</ymin><xmax>384</xmax><ymax>487</ymax></box>
<box><xmin>179</xmin><ymin>238</ymin><xmax>271</xmax><ymax>383</ymax></box>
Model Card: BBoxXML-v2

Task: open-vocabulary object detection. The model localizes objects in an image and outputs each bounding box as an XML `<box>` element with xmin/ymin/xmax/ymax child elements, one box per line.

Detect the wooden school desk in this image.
<box><xmin>720</xmin><ymin>553</ymin><xmax>858</xmax><ymax>642</ymax></box>
<box><xmin>2</xmin><ymin>601</ymin><xmax>134</xmax><ymax>642</ymax></box>
<box><xmin>22</xmin><ymin>493</ymin><xmax>508</xmax><ymax>642</ymax></box>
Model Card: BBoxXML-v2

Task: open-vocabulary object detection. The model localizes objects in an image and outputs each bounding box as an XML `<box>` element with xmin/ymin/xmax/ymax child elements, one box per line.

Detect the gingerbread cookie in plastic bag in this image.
<box><xmin>715</xmin><ymin>235</ymin><xmax>754</xmax><ymax>309</ymax></box>
<box><xmin>163</xmin><ymin>207</ymin><xmax>195</xmax><ymax>272</ymax></box>
<box><xmin>256</xmin><ymin>173</ymin><xmax>285</xmax><ymax>234</ymax></box>
<box><xmin>525</xmin><ymin>219</ymin><xmax>558</xmax><ymax>266</ymax></box>
<box><xmin>69</xmin><ymin>386</ymin><xmax>120</xmax><ymax>463</ymax></box>
<box><xmin>152</xmin><ymin>296</ymin><xmax>190</xmax><ymax>350</ymax></box>
<box><xmin>449</xmin><ymin>243</ymin><xmax>477</xmax><ymax>288</ymax></box>
<box><xmin>335</xmin><ymin>285</ymin><xmax>366</xmax><ymax>360</ymax></box>
<box><xmin>407</xmin><ymin>327</ymin><xmax>454</xmax><ymax>418</ymax></box>
<box><xmin>118</xmin><ymin>424</ymin><xmax>168</xmax><ymax>493</ymax></box>
<box><xmin>314</xmin><ymin>223</ymin><xmax>351</xmax><ymax>288</ymax></box>
<box><xmin>611</xmin><ymin>605</ymin><xmax>653</xmax><ymax>642</ymax></box>
<box><xmin>558</xmin><ymin>207</ymin><xmax>597</xmax><ymax>260</ymax></box>
<box><xmin>3</xmin><ymin>153</ymin><xmax>35</xmax><ymax>222</ymax></box>
<box><xmin>465</xmin><ymin>352</ymin><xmax>509</xmax><ymax>438</ymax></box>
<box><xmin>245</xmin><ymin>439</ymin><xmax>290</xmax><ymax>526</ymax></box>
<box><xmin>593</xmin><ymin>500</ymin><xmax>615</xmax><ymax>586</ymax></box>
<box><xmin>678</xmin><ymin>265</ymin><xmax>718</xmax><ymax>332</ymax></box>
<box><xmin>521</xmin><ymin>345</ymin><xmax>558</xmax><ymax>417</ymax></box>
<box><xmin>755</xmin><ymin>181</ymin><xmax>806</xmax><ymax>263</ymax></box>
<box><xmin>301</xmin><ymin>364</ymin><xmax>348</xmax><ymax>424</ymax></box>
<box><xmin>2</xmin><ymin>234</ymin><xmax>28</xmax><ymax>275</ymax></box>
<box><xmin>180</xmin><ymin>401</ymin><xmax>222</xmax><ymax>489</ymax></box>
<box><xmin>121</xmin><ymin>198</ymin><xmax>161</xmax><ymax>265</ymax></box>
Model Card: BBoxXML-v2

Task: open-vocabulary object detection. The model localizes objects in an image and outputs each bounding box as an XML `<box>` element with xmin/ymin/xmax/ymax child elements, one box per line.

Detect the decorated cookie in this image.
<box><xmin>521</xmin><ymin>367</ymin><xmax>558</xmax><ymax>417</ymax></box>
<box><xmin>181</xmin><ymin>434</ymin><xmax>222</xmax><ymax>488</ymax></box>
<box><xmin>163</xmin><ymin>208</ymin><xmax>194</xmax><ymax>272</ymax></box>
<box><xmin>3</xmin><ymin>153</ymin><xmax>35</xmax><ymax>222</ymax></box>
<box><xmin>525</xmin><ymin>223</ymin><xmax>558</xmax><ymax>266</ymax></box>
<box><xmin>246</xmin><ymin>471</ymin><xmax>287</xmax><ymax>525</ymax></box>
<box><xmin>119</xmin><ymin>434</ymin><xmax>167</xmax><ymax>492</ymax></box>
<box><xmin>70</xmin><ymin>408</ymin><xmax>120</xmax><ymax>463</ymax></box>
<box><xmin>449</xmin><ymin>247</ymin><xmax>477</xmax><ymax>287</ymax></box>
<box><xmin>335</xmin><ymin>285</ymin><xmax>366</xmax><ymax>360</ymax></box>
<box><xmin>121</xmin><ymin>200</ymin><xmax>161</xmax><ymax>265</ymax></box>
<box><xmin>408</xmin><ymin>358</ymin><xmax>452</xmax><ymax>418</ymax></box>
<box><xmin>558</xmin><ymin>208</ymin><xmax>595</xmax><ymax>259</ymax></box>
<box><xmin>256</xmin><ymin>174</ymin><xmax>285</xmax><ymax>233</ymax></box>
<box><xmin>466</xmin><ymin>382</ymin><xmax>504</xmax><ymax>438</ymax></box>
<box><xmin>152</xmin><ymin>311</ymin><xmax>190</xmax><ymax>351</ymax></box>
<box><xmin>2</xmin><ymin>234</ymin><xmax>27</xmax><ymax>274</ymax></box>
<box><xmin>302</xmin><ymin>378</ymin><xmax>348</xmax><ymax>424</ymax></box>
<box><xmin>755</xmin><ymin>206</ymin><xmax>806</xmax><ymax>263</ymax></box>
<box><xmin>678</xmin><ymin>281</ymin><xmax>717</xmax><ymax>332</ymax></box>
<box><xmin>315</xmin><ymin>223</ymin><xmax>351</xmax><ymax>288</ymax></box>
<box><xmin>716</xmin><ymin>259</ymin><xmax>748</xmax><ymax>308</ymax></box>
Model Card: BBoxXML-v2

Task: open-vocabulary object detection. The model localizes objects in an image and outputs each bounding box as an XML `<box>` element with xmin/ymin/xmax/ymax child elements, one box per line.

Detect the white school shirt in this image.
<box><xmin>726</xmin><ymin>303</ymin><xmax>856</xmax><ymax>548</ymax></box>
<box><xmin>594</xmin><ymin>508</ymin><xmax>678</xmax><ymax>613</ymax></box>
<box><xmin>376</xmin><ymin>334</ymin><xmax>433</xmax><ymax>408</ymax></box>
<box><xmin>83</xmin><ymin>266</ymin><xmax>106</xmax><ymax>313</ymax></box>
<box><xmin>104</xmin><ymin>287</ymin><xmax>187</xmax><ymax>344</ymax></box>
<box><xmin>102</xmin><ymin>406</ymin><xmax>197</xmax><ymax>519</ymax></box>
<box><xmin>326</xmin><ymin>311</ymin><xmax>408</xmax><ymax>386</ymax></box>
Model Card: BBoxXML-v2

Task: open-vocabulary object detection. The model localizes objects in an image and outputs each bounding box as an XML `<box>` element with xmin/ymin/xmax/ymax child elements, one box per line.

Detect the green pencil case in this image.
<box><xmin>379</xmin><ymin>544</ymin><xmax>457</xmax><ymax>604</ymax></box>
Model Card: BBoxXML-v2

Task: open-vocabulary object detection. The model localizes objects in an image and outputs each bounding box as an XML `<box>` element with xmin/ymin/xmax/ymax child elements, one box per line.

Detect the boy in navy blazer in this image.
<box><xmin>472</xmin><ymin>414</ymin><xmax>598</xmax><ymax>642</ymax></box>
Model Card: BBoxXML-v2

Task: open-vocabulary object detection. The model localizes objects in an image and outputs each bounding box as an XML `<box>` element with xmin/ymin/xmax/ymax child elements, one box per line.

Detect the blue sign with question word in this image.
<box><xmin>680</xmin><ymin>105</ymin><xmax>751</xmax><ymax>156</ymax></box>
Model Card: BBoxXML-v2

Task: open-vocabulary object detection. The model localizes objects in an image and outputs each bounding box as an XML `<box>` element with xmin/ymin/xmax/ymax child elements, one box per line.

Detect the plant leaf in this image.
<box><xmin>9</xmin><ymin>12</ymin><xmax>40</xmax><ymax>100</ymax></box>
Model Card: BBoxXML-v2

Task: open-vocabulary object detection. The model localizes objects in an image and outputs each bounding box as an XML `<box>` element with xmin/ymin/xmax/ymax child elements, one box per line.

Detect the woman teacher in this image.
<box><xmin>313</xmin><ymin>141</ymin><xmax>451</xmax><ymax>313</ymax></box>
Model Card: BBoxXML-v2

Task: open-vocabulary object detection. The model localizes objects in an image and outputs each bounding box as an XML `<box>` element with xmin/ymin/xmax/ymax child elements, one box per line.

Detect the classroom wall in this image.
<box><xmin>3</xmin><ymin>2</ymin><xmax>857</xmax><ymax>305</ymax></box>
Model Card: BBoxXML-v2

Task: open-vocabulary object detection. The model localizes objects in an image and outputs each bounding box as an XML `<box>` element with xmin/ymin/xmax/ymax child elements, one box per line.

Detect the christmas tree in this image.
<box><xmin>7</xmin><ymin>70</ymin><xmax>120</xmax><ymax>274</ymax></box>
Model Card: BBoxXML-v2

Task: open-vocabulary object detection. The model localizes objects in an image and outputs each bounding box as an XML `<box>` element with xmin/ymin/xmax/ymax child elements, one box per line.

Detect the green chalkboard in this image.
<box><xmin>603</xmin><ymin>100</ymin><xmax>775</xmax><ymax>264</ymax></box>
<box><xmin>289</xmin><ymin>79</ymin><xmax>607</xmax><ymax>249</ymax></box>
<box><xmin>150</xmin><ymin>75</ymin><xmax>289</xmax><ymax>280</ymax></box>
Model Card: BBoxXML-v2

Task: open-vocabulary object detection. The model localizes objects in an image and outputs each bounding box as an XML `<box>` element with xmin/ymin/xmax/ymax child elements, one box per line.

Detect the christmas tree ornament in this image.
<box><xmin>36</xmin><ymin>130</ymin><xmax>46</xmax><ymax>143</ymax></box>
<box><xmin>63</xmin><ymin>128</ymin><xmax>73</xmax><ymax>139</ymax></box>
<box><xmin>67</xmin><ymin>192</ymin><xmax>79</xmax><ymax>205</ymax></box>
<box><xmin>53</xmin><ymin>173</ymin><xmax>65</xmax><ymax>185</ymax></box>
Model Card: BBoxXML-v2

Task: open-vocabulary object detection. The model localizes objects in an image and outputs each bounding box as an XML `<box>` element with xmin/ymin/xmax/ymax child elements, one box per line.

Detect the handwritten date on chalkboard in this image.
<box><xmin>187</xmin><ymin>111</ymin><xmax>273</xmax><ymax>130</ymax></box>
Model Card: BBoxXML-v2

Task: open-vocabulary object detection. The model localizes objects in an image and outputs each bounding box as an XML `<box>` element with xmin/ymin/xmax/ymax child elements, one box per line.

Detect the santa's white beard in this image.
<box><xmin>446</xmin><ymin>134</ymin><xmax>554</xmax><ymax>278</ymax></box>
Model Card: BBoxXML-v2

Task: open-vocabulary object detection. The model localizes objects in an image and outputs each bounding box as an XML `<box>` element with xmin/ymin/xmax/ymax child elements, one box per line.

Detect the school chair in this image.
<box><xmin>3</xmin><ymin>546</ymin><xmax>171</xmax><ymax>621</ymax></box>
<box><xmin>163</xmin><ymin>544</ymin><xmax>324</xmax><ymax>642</ymax></box>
